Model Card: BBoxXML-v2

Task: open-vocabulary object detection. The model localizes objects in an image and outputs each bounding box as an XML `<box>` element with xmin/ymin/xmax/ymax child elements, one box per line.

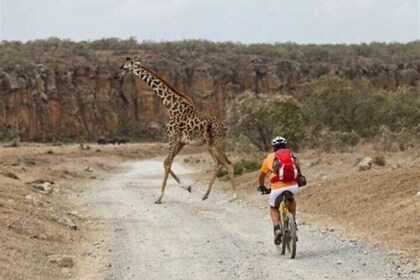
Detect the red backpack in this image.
<box><xmin>271</xmin><ymin>149</ymin><xmax>298</xmax><ymax>183</ymax></box>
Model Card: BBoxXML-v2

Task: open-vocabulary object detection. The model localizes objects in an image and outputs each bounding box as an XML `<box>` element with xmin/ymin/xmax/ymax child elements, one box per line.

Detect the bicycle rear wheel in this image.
<box><xmin>281</xmin><ymin>213</ymin><xmax>297</xmax><ymax>259</ymax></box>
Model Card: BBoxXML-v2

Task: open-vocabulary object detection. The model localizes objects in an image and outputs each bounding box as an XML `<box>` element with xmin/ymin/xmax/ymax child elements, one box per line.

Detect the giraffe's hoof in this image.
<box><xmin>182</xmin><ymin>185</ymin><xmax>192</xmax><ymax>193</ymax></box>
<box><xmin>202</xmin><ymin>195</ymin><xmax>208</xmax><ymax>201</ymax></box>
<box><xmin>228</xmin><ymin>195</ymin><xmax>238</xmax><ymax>203</ymax></box>
<box><xmin>154</xmin><ymin>200</ymin><xmax>162</xmax><ymax>204</ymax></box>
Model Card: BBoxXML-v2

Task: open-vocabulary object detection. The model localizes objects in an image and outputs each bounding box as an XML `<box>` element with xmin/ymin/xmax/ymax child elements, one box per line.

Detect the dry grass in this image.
<box><xmin>295</xmin><ymin>146</ymin><xmax>420</xmax><ymax>260</ymax></box>
<box><xmin>299</xmin><ymin>168</ymin><xmax>419</xmax><ymax>258</ymax></box>
<box><xmin>210</xmin><ymin>145</ymin><xmax>420</xmax><ymax>261</ymax></box>
<box><xmin>0</xmin><ymin>142</ymin><xmax>167</xmax><ymax>279</ymax></box>
<box><xmin>1</xmin><ymin>142</ymin><xmax>419</xmax><ymax>279</ymax></box>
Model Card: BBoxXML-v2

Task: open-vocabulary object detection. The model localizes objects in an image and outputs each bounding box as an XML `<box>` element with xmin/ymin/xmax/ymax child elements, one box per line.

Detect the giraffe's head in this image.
<box><xmin>114</xmin><ymin>57</ymin><xmax>135</xmax><ymax>80</ymax></box>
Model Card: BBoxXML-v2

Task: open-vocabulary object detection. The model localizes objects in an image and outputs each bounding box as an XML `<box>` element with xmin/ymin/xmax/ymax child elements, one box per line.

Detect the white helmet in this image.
<box><xmin>271</xmin><ymin>136</ymin><xmax>287</xmax><ymax>147</ymax></box>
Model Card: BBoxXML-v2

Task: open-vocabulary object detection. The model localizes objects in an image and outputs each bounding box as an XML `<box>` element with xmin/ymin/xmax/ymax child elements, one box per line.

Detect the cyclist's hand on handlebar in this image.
<box><xmin>257</xmin><ymin>185</ymin><xmax>271</xmax><ymax>194</ymax></box>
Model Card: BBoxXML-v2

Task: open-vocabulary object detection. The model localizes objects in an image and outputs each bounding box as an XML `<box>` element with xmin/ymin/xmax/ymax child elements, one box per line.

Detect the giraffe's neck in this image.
<box><xmin>132</xmin><ymin>66</ymin><xmax>193</xmax><ymax>114</ymax></box>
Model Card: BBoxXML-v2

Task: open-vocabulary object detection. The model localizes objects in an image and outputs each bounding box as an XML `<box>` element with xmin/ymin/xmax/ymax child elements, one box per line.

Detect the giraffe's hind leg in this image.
<box><xmin>202</xmin><ymin>163</ymin><xmax>222</xmax><ymax>201</ymax></box>
<box><xmin>202</xmin><ymin>147</ymin><xmax>238</xmax><ymax>201</ymax></box>
<box><xmin>225</xmin><ymin>159</ymin><xmax>238</xmax><ymax>202</ymax></box>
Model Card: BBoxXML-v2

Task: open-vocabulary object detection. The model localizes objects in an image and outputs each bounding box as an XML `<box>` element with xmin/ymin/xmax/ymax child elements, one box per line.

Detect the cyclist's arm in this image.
<box><xmin>258</xmin><ymin>171</ymin><xmax>267</xmax><ymax>187</ymax></box>
<box><xmin>259</xmin><ymin>157</ymin><xmax>270</xmax><ymax>187</ymax></box>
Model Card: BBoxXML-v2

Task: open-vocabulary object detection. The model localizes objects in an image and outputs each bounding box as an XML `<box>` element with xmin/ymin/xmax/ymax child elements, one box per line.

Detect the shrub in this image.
<box><xmin>380</xmin><ymin>87</ymin><xmax>420</xmax><ymax>132</ymax></box>
<box><xmin>308</xmin><ymin>129</ymin><xmax>361</xmax><ymax>153</ymax></box>
<box><xmin>373</xmin><ymin>126</ymin><xmax>416</xmax><ymax>152</ymax></box>
<box><xmin>233</xmin><ymin>162</ymin><xmax>245</xmax><ymax>176</ymax></box>
<box><xmin>302</xmin><ymin>77</ymin><xmax>387</xmax><ymax>138</ymax></box>
<box><xmin>216</xmin><ymin>169</ymin><xmax>228</xmax><ymax>178</ymax></box>
<box><xmin>302</xmin><ymin>77</ymin><xmax>420</xmax><ymax>143</ymax></box>
<box><xmin>217</xmin><ymin>159</ymin><xmax>260</xmax><ymax>178</ymax></box>
<box><xmin>241</xmin><ymin>160</ymin><xmax>260</xmax><ymax>172</ymax></box>
<box><xmin>226</xmin><ymin>91</ymin><xmax>305</xmax><ymax>151</ymax></box>
<box><xmin>373</xmin><ymin>155</ymin><xmax>386</xmax><ymax>166</ymax></box>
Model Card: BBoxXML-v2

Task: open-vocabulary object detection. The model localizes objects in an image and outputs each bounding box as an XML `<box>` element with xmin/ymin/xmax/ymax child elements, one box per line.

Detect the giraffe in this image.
<box><xmin>114</xmin><ymin>57</ymin><xmax>238</xmax><ymax>204</ymax></box>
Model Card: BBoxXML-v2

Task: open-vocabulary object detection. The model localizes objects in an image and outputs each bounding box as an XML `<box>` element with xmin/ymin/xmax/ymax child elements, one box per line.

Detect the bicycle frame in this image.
<box><xmin>277</xmin><ymin>191</ymin><xmax>297</xmax><ymax>259</ymax></box>
<box><xmin>278</xmin><ymin>192</ymin><xmax>292</xmax><ymax>225</ymax></box>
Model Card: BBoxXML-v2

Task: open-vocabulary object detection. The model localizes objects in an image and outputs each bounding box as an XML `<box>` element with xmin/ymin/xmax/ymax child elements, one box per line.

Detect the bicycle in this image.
<box><xmin>275</xmin><ymin>190</ymin><xmax>297</xmax><ymax>259</ymax></box>
<box><xmin>258</xmin><ymin>186</ymin><xmax>299</xmax><ymax>259</ymax></box>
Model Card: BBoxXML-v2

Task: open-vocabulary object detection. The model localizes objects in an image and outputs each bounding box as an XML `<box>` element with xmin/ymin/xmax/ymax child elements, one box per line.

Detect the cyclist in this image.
<box><xmin>257</xmin><ymin>136</ymin><xmax>302</xmax><ymax>245</ymax></box>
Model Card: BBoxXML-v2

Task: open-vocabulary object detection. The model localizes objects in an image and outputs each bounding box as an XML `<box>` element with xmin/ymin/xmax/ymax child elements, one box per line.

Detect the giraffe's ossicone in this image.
<box><xmin>115</xmin><ymin>57</ymin><xmax>238</xmax><ymax>203</ymax></box>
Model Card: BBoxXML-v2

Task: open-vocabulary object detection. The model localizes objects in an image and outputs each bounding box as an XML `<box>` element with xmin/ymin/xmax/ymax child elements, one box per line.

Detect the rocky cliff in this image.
<box><xmin>1</xmin><ymin>45</ymin><xmax>419</xmax><ymax>141</ymax></box>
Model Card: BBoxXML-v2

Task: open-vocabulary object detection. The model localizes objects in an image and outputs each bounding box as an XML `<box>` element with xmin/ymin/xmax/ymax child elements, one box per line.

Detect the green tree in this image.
<box><xmin>302</xmin><ymin>76</ymin><xmax>390</xmax><ymax>138</ymax></box>
<box><xmin>226</xmin><ymin>92</ymin><xmax>304</xmax><ymax>151</ymax></box>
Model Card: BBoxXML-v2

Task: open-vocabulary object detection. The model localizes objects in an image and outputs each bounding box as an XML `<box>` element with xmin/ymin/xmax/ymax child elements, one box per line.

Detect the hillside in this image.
<box><xmin>0</xmin><ymin>39</ymin><xmax>419</xmax><ymax>142</ymax></box>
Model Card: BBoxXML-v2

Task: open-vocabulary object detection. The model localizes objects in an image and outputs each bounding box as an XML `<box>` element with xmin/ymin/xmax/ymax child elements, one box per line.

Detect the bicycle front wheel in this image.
<box><xmin>282</xmin><ymin>212</ymin><xmax>297</xmax><ymax>259</ymax></box>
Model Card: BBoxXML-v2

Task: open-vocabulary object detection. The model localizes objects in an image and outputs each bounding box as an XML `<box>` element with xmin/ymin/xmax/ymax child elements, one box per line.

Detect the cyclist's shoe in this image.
<box><xmin>274</xmin><ymin>229</ymin><xmax>282</xmax><ymax>245</ymax></box>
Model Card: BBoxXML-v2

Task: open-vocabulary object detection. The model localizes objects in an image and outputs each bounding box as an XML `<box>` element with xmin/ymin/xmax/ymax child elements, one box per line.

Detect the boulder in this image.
<box><xmin>358</xmin><ymin>157</ymin><xmax>373</xmax><ymax>171</ymax></box>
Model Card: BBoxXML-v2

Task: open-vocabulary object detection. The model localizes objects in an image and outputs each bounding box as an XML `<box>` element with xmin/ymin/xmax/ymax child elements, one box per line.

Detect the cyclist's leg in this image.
<box><xmin>283</xmin><ymin>185</ymin><xmax>299</xmax><ymax>233</ymax></box>
<box><xmin>270</xmin><ymin>206</ymin><xmax>281</xmax><ymax>244</ymax></box>
<box><xmin>269</xmin><ymin>189</ymin><xmax>283</xmax><ymax>245</ymax></box>
<box><xmin>270</xmin><ymin>206</ymin><xmax>280</xmax><ymax>228</ymax></box>
<box><xmin>284</xmin><ymin>185</ymin><xmax>299</xmax><ymax>218</ymax></box>
<box><xmin>269</xmin><ymin>188</ymin><xmax>283</xmax><ymax>227</ymax></box>
<box><xmin>288</xmin><ymin>198</ymin><xmax>296</xmax><ymax>218</ymax></box>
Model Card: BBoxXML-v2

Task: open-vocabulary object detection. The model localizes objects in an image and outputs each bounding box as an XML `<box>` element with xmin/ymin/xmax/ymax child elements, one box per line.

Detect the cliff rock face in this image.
<box><xmin>0</xmin><ymin>56</ymin><xmax>419</xmax><ymax>141</ymax></box>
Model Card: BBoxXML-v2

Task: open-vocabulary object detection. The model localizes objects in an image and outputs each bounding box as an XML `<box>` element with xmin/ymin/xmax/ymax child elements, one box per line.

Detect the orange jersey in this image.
<box><xmin>260</xmin><ymin>152</ymin><xmax>297</xmax><ymax>190</ymax></box>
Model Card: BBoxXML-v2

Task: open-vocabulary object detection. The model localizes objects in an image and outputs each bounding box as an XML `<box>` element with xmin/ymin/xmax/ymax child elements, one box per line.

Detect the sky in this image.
<box><xmin>0</xmin><ymin>0</ymin><xmax>419</xmax><ymax>44</ymax></box>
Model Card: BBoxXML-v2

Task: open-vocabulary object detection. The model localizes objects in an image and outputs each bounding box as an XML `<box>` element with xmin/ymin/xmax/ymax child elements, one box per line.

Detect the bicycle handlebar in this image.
<box><xmin>257</xmin><ymin>185</ymin><xmax>271</xmax><ymax>194</ymax></box>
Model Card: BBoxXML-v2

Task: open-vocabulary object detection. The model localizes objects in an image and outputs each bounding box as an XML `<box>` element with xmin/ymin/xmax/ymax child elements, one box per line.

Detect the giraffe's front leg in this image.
<box><xmin>155</xmin><ymin>146</ymin><xmax>176</xmax><ymax>204</ymax></box>
<box><xmin>168</xmin><ymin>169</ymin><xmax>192</xmax><ymax>193</ymax></box>
<box><xmin>155</xmin><ymin>168</ymin><xmax>170</xmax><ymax>204</ymax></box>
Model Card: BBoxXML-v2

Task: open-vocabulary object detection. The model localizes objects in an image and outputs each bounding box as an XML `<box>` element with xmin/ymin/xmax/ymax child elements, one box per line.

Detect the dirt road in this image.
<box><xmin>86</xmin><ymin>157</ymin><xmax>418</xmax><ymax>280</ymax></box>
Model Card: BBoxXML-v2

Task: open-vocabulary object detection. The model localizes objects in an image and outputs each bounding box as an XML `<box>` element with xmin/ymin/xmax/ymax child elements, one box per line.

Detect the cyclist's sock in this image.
<box><xmin>273</xmin><ymin>225</ymin><xmax>280</xmax><ymax>234</ymax></box>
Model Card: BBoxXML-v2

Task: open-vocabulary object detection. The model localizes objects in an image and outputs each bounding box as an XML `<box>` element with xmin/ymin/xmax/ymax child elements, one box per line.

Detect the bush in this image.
<box><xmin>233</xmin><ymin>162</ymin><xmax>245</xmax><ymax>176</ymax></box>
<box><xmin>373</xmin><ymin>126</ymin><xmax>416</xmax><ymax>152</ymax></box>
<box><xmin>302</xmin><ymin>77</ymin><xmax>386</xmax><ymax>138</ymax></box>
<box><xmin>373</xmin><ymin>154</ymin><xmax>386</xmax><ymax>166</ymax></box>
<box><xmin>226</xmin><ymin>91</ymin><xmax>305</xmax><ymax>151</ymax></box>
<box><xmin>301</xmin><ymin>76</ymin><xmax>420</xmax><ymax>145</ymax></box>
<box><xmin>380</xmin><ymin>87</ymin><xmax>420</xmax><ymax>132</ymax></box>
<box><xmin>217</xmin><ymin>159</ymin><xmax>260</xmax><ymax>178</ymax></box>
<box><xmin>312</xmin><ymin>130</ymin><xmax>361</xmax><ymax>152</ymax></box>
<box><xmin>241</xmin><ymin>160</ymin><xmax>260</xmax><ymax>172</ymax></box>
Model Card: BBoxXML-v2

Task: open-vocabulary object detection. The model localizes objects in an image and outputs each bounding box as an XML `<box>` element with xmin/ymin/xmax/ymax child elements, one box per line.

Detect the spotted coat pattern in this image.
<box><xmin>115</xmin><ymin>58</ymin><xmax>237</xmax><ymax>203</ymax></box>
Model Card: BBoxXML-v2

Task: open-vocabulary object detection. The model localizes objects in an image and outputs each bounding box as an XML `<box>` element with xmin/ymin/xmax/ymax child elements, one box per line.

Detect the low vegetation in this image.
<box><xmin>226</xmin><ymin>76</ymin><xmax>419</xmax><ymax>152</ymax></box>
<box><xmin>1</xmin><ymin>38</ymin><xmax>419</xmax><ymax>65</ymax></box>
<box><xmin>226</xmin><ymin>91</ymin><xmax>304</xmax><ymax>151</ymax></box>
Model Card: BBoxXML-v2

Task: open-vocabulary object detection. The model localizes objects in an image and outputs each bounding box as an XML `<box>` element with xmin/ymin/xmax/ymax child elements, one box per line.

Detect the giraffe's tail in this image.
<box><xmin>206</xmin><ymin>123</ymin><xmax>213</xmax><ymax>146</ymax></box>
